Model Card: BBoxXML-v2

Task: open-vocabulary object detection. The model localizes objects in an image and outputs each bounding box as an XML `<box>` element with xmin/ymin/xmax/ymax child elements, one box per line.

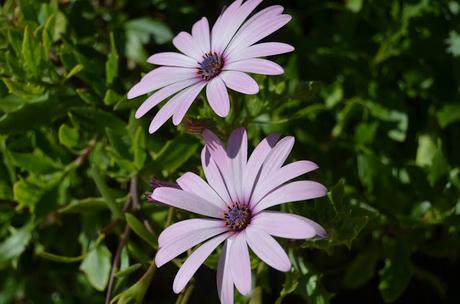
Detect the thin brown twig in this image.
<box><xmin>105</xmin><ymin>223</ymin><xmax>131</xmax><ymax>304</ymax></box>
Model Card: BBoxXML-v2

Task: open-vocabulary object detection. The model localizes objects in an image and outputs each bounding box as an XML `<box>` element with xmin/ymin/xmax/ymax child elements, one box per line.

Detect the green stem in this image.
<box><xmin>89</xmin><ymin>166</ymin><xmax>123</xmax><ymax>219</ymax></box>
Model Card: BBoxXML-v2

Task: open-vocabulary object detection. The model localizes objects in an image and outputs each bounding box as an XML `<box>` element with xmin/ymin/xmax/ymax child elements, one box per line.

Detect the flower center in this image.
<box><xmin>198</xmin><ymin>52</ymin><xmax>224</xmax><ymax>81</ymax></box>
<box><xmin>224</xmin><ymin>203</ymin><xmax>251</xmax><ymax>231</ymax></box>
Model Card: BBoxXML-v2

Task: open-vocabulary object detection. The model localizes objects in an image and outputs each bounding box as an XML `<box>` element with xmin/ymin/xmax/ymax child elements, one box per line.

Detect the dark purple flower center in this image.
<box><xmin>198</xmin><ymin>52</ymin><xmax>224</xmax><ymax>81</ymax></box>
<box><xmin>224</xmin><ymin>203</ymin><xmax>251</xmax><ymax>231</ymax></box>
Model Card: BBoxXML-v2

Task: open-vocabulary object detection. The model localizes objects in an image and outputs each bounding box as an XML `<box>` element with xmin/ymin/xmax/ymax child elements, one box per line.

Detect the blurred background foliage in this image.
<box><xmin>0</xmin><ymin>0</ymin><xmax>460</xmax><ymax>303</ymax></box>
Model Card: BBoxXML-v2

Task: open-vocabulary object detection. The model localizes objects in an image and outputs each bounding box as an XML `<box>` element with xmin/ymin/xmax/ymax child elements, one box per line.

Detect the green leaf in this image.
<box><xmin>132</xmin><ymin>127</ymin><xmax>146</xmax><ymax>170</ymax></box>
<box><xmin>70</xmin><ymin>107</ymin><xmax>127</xmax><ymax>135</ymax></box>
<box><xmin>115</xmin><ymin>263</ymin><xmax>142</xmax><ymax>278</ymax></box>
<box><xmin>328</xmin><ymin>179</ymin><xmax>345</xmax><ymax>214</ymax></box>
<box><xmin>344</xmin><ymin>248</ymin><xmax>380</xmax><ymax>289</ymax></box>
<box><xmin>1</xmin><ymin>78</ymin><xmax>45</xmax><ymax>98</ymax></box>
<box><xmin>153</xmin><ymin>135</ymin><xmax>199</xmax><ymax>176</ymax></box>
<box><xmin>58</xmin><ymin>124</ymin><xmax>79</xmax><ymax>148</ymax></box>
<box><xmin>0</xmin><ymin>93</ymin><xmax>80</xmax><ymax>134</ymax></box>
<box><xmin>437</xmin><ymin>103</ymin><xmax>460</xmax><ymax>128</ymax></box>
<box><xmin>21</xmin><ymin>25</ymin><xmax>42</xmax><ymax>78</ymax></box>
<box><xmin>0</xmin><ymin>223</ymin><xmax>33</xmax><ymax>269</ymax></box>
<box><xmin>80</xmin><ymin>244</ymin><xmax>112</xmax><ymax>291</ymax></box>
<box><xmin>65</xmin><ymin>63</ymin><xmax>84</xmax><ymax>79</ymax></box>
<box><xmin>125</xmin><ymin>213</ymin><xmax>156</xmax><ymax>248</ymax></box>
<box><xmin>379</xmin><ymin>241</ymin><xmax>412</xmax><ymax>303</ymax></box>
<box><xmin>446</xmin><ymin>30</ymin><xmax>460</xmax><ymax>57</ymax></box>
<box><xmin>13</xmin><ymin>178</ymin><xmax>44</xmax><ymax>211</ymax></box>
<box><xmin>106</xmin><ymin>32</ymin><xmax>119</xmax><ymax>85</ymax></box>
<box><xmin>111</xmin><ymin>262</ymin><xmax>156</xmax><ymax>304</ymax></box>
<box><xmin>9</xmin><ymin>150</ymin><xmax>61</xmax><ymax>174</ymax></box>
<box><xmin>125</xmin><ymin>18</ymin><xmax>173</xmax><ymax>62</ymax></box>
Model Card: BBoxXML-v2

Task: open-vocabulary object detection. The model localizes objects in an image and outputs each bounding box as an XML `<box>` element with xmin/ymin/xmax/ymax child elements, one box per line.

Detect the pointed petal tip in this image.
<box><xmin>154</xmin><ymin>253</ymin><xmax>166</xmax><ymax>268</ymax></box>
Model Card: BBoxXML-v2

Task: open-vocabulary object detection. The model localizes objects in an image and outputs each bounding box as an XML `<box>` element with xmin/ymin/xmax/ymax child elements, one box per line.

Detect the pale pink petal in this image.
<box><xmin>135</xmin><ymin>79</ymin><xmax>198</xmax><ymax>119</ymax></box>
<box><xmin>213</xmin><ymin>0</ymin><xmax>263</xmax><ymax>54</ymax></box>
<box><xmin>251</xmin><ymin>160</ymin><xmax>319</xmax><ymax>204</ymax></box>
<box><xmin>192</xmin><ymin>17</ymin><xmax>211</xmax><ymax>55</ymax></box>
<box><xmin>148</xmin><ymin>95</ymin><xmax>181</xmax><ymax>134</ymax></box>
<box><xmin>211</xmin><ymin>0</ymin><xmax>243</xmax><ymax>54</ymax></box>
<box><xmin>228</xmin><ymin>42</ymin><xmax>294</xmax><ymax>63</ymax></box>
<box><xmin>224</xmin><ymin>5</ymin><xmax>285</xmax><ymax>55</ymax></box>
<box><xmin>226</xmin><ymin>13</ymin><xmax>291</xmax><ymax>56</ymax></box>
<box><xmin>201</xmin><ymin>147</ymin><xmax>232</xmax><ymax>204</ymax></box>
<box><xmin>202</xmin><ymin>129</ymin><xmax>229</xmax><ymax>176</ymax></box>
<box><xmin>147</xmin><ymin>52</ymin><xmax>198</xmax><ymax>67</ymax></box>
<box><xmin>245</xmin><ymin>225</ymin><xmax>291</xmax><ymax>272</ymax></box>
<box><xmin>158</xmin><ymin>218</ymin><xmax>225</xmax><ymax>248</ymax></box>
<box><xmin>155</xmin><ymin>227</ymin><xmax>227</xmax><ymax>267</ymax></box>
<box><xmin>173</xmin><ymin>232</ymin><xmax>231</xmax><ymax>293</ymax></box>
<box><xmin>173</xmin><ymin>32</ymin><xmax>204</xmax><ymax>61</ymax></box>
<box><xmin>225</xmin><ymin>128</ymin><xmax>247</xmax><ymax>203</ymax></box>
<box><xmin>220</xmin><ymin>71</ymin><xmax>259</xmax><ymax>94</ymax></box>
<box><xmin>252</xmin><ymin>181</ymin><xmax>327</xmax><ymax>214</ymax></box>
<box><xmin>242</xmin><ymin>133</ymin><xmax>280</xmax><ymax>202</ymax></box>
<box><xmin>176</xmin><ymin>172</ymin><xmax>227</xmax><ymax>209</ymax></box>
<box><xmin>224</xmin><ymin>58</ymin><xmax>284</xmax><ymax>75</ymax></box>
<box><xmin>229</xmin><ymin>232</ymin><xmax>251</xmax><ymax>296</ymax></box>
<box><xmin>252</xmin><ymin>211</ymin><xmax>320</xmax><ymax>239</ymax></box>
<box><xmin>217</xmin><ymin>240</ymin><xmax>234</xmax><ymax>304</ymax></box>
<box><xmin>172</xmin><ymin>82</ymin><xmax>206</xmax><ymax>125</ymax></box>
<box><xmin>151</xmin><ymin>187</ymin><xmax>224</xmax><ymax>218</ymax></box>
<box><xmin>206</xmin><ymin>77</ymin><xmax>230</xmax><ymax>117</ymax></box>
<box><xmin>128</xmin><ymin>67</ymin><xmax>197</xmax><ymax>99</ymax></box>
<box><xmin>257</xmin><ymin>136</ymin><xmax>295</xmax><ymax>183</ymax></box>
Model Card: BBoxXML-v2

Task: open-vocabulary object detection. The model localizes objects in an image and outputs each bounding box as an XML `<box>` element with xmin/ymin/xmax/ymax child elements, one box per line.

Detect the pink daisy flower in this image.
<box><xmin>151</xmin><ymin>128</ymin><xmax>327</xmax><ymax>304</ymax></box>
<box><xmin>128</xmin><ymin>0</ymin><xmax>294</xmax><ymax>133</ymax></box>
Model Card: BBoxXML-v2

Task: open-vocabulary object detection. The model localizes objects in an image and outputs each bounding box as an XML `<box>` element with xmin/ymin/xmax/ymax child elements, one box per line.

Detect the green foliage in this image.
<box><xmin>0</xmin><ymin>0</ymin><xmax>459</xmax><ymax>303</ymax></box>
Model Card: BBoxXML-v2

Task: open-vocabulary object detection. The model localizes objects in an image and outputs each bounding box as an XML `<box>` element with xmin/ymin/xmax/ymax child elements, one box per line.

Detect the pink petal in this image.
<box><xmin>252</xmin><ymin>181</ymin><xmax>327</xmax><ymax>214</ymax></box>
<box><xmin>148</xmin><ymin>94</ymin><xmax>181</xmax><ymax>134</ymax></box>
<box><xmin>135</xmin><ymin>79</ymin><xmax>198</xmax><ymax>119</ymax></box>
<box><xmin>148</xmin><ymin>83</ymin><xmax>204</xmax><ymax>133</ymax></box>
<box><xmin>227</xmin><ymin>42</ymin><xmax>294</xmax><ymax>63</ymax></box>
<box><xmin>217</xmin><ymin>240</ymin><xmax>234</xmax><ymax>304</ymax></box>
<box><xmin>151</xmin><ymin>187</ymin><xmax>224</xmax><ymax>218</ymax></box>
<box><xmin>147</xmin><ymin>52</ymin><xmax>198</xmax><ymax>67</ymax></box>
<box><xmin>173</xmin><ymin>31</ymin><xmax>204</xmax><ymax>61</ymax></box>
<box><xmin>245</xmin><ymin>225</ymin><xmax>291</xmax><ymax>272</ymax></box>
<box><xmin>173</xmin><ymin>232</ymin><xmax>230</xmax><ymax>293</ymax></box>
<box><xmin>192</xmin><ymin>17</ymin><xmax>211</xmax><ymax>55</ymax></box>
<box><xmin>258</xmin><ymin>136</ymin><xmax>294</xmax><ymax>181</ymax></box>
<box><xmin>202</xmin><ymin>129</ymin><xmax>229</xmax><ymax>175</ymax></box>
<box><xmin>224</xmin><ymin>5</ymin><xmax>284</xmax><ymax>55</ymax></box>
<box><xmin>227</xmin><ymin>13</ymin><xmax>291</xmax><ymax>55</ymax></box>
<box><xmin>155</xmin><ymin>227</ymin><xmax>228</xmax><ymax>267</ymax></box>
<box><xmin>158</xmin><ymin>218</ymin><xmax>225</xmax><ymax>248</ymax></box>
<box><xmin>220</xmin><ymin>71</ymin><xmax>259</xmax><ymax>94</ymax></box>
<box><xmin>225</xmin><ymin>128</ymin><xmax>248</xmax><ymax>204</ymax></box>
<box><xmin>127</xmin><ymin>67</ymin><xmax>196</xmax><ymax>99</ymax></box>
<box><xmin>206</xmin><ymin>77</ymin><xmax>230</xmax><ymax>117</ymax></box>
<box><xmin>224</xmin><ymin>58</ymin><xmax>284</xmax><ymax>75</ymax></box>
<box><xmin>242</xmin><ymin>133</ymin><xmax>280</xmax><ymax>203</ymax></box>
<box><xmin>172</xmin><ymin>82</ymin><xmax>206</xmax><ymax>125</ymax></box>
<box><xmin>229</xmin><ymin>233</ymin><xmax>251</xmax><ymax>296</ymax></box>
<box><xmin>201</xmin><ymin>147</ymin><xmax>232</xmax><ymax>204</ymax></box>
<box><xmin>251</xmin><ymin>160</ymin><xmax>319</xmax><ymax>204</ymax></box>
<box><xmin>211</xmin><ymin>0</ymin><xmax>243</xmax><ymax>54</ymax></box>
<box><xmin>213</xmin><ymin>0</ymin><xmax>263</xmax><ymax>54</ymax></box>
<box><xmin>252</xmin><ymin>211</ymin><xmax>321</xmax><ymax>239</ymax></box>
<box><xmin>176</xmin><ymin>172</ymin><xmax>227</xmax><ymax>209</ymax></box>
